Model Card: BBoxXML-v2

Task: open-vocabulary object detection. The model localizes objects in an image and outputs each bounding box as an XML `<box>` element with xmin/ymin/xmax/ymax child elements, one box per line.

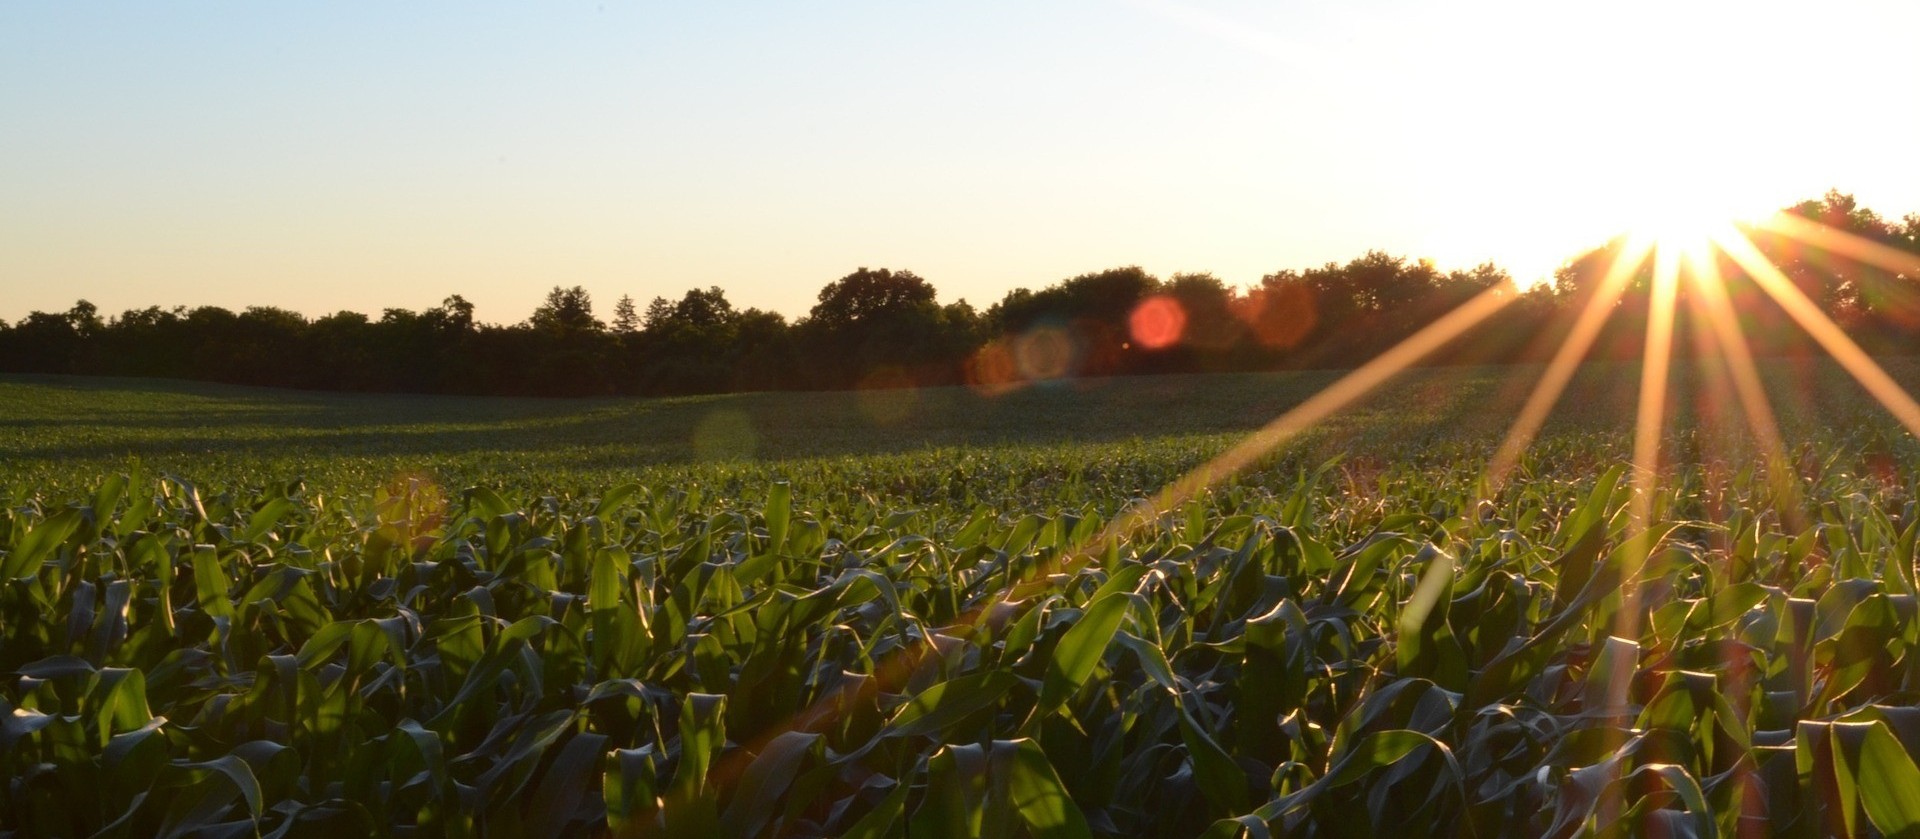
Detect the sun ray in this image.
<box><xmin>1757</xmin><ymin>211</ymin><xmax>1920</xmax><ymax>278</ymax></box>
<box><xmin>1484</xmin><ymin>238</ymin><xmax>1654</xmax><ymax>492</ymax></box>
<box><xmin>1680</xmin><ymin>245</ymin><xmax>1807</xmax><ymax>526</ymax></box>
<box><xmin>1595</xmin><ymin>241</ymin><xmax>1681</xmax><ymax>826</ymax></box>
<box><xmin>1673</xmin><ymin>244</ymin><xmax>1803</xmax><ymax>831</ymax></box>
<box><xmin>1680</xmin><ymin>295</ymin><xmax>1745</xmax><ymax>522</ymax></box>
<box><xmin>1712</xmin><ymin>226</ymin><xmax>1920</xmax><ymax>438</ymax></box>
<box><xmin>997</xmin><ymin>281</ymin><xmax>1518</xmax><ymax>603</ymax></box>
<box><xmin>1621</xmin><ymin>245</ymin><xmax>1683</xmax><ymax>623</ymax></box>
<box><xmin>688</xmin><ymin>283</ymin><xmax>1518</xmax><ymax>808</ymax></box>
<box><xmin>1067</xmin><ymin>281</ymin><xmax>1518</xmax><ymax>576</ymax></box>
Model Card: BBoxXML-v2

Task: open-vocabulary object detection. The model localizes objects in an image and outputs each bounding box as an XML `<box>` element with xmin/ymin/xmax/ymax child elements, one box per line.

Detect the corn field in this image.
<box><xmin>7</xmin><ymin>412</ymin><xmax>1920</xmax><ymax>838</ymax></box>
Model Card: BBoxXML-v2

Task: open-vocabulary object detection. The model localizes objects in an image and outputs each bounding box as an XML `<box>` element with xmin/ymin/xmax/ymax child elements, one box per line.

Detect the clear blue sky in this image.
<box><xmin>5</xmin><ymin>1</ymin><xmax>1918</xmax><ymax>324</ymax></box>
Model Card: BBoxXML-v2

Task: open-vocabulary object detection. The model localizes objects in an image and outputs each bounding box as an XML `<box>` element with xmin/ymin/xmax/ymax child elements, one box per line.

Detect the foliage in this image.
<box><xmin>799</xmin><ymin>268</ymin><xmax>979</xmax><ymax>390</ymax></box>
<box><xmin>5</xmin><ymin>190</ymin><xmax>1917</xmax><ymax>398</ymax></box>
<box><xmin>9</xmin><ymin>363</ymin><xmax>1920</xmax><ymax>834</ymax></box>
<box><xmin>529</xmin><ymin>286</ymin><xmax>603</xmax><ymax>336</ymax></box>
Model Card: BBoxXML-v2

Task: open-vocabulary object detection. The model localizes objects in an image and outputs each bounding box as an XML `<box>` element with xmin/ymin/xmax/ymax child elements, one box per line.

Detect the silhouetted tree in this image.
<box><xmin>1899</xmin><ymin>214</ymin><xmax>1920</xmax><ymax>255</ymax></box>
<box><xmin>8</xmin><ymin>188</ymin><xmax>1918</xmax><ymax>396</ymax></box>
<box><xmin>1164</xmin><ymin>272</ymin><xmax>1242</xmax><ymax>359</ymax></box>
<box><xmin>611</xmin><ymin>295</ymin><xmax>639</xmax><ymax>334</ymax></box>
<box><xmin>521</xmin><ymin>286</ymin><xmax>614</xmax><ymax>395</ymax></box>
<box><xmin>2</xmin><ymin>310</ymin><xmax>82</xmax><ymax>373</ymax></box>
<box><xmin>1762</xmin><ymin>191</ymin><xmax>1915</xmax><ymax>341</ymax></box>
<box><xmin>802</xmin><ymin>268</ymin><xmax>973</xmax><ymax>388</ymax></box>
<box><xmin>636</xmin><ymin>286</ymin><xmax>743</xmax><ymax>394</ymax></box>
<box><xmin>437</xmin><ymin>295</ymin><xmax>475</xmax><ymax>332</ymax></box>
<box><xmin>985</xmin><ymin>266</ymin><xmax>1160</xmax><ymax>377</ymax></box>
<box><xmin>529</xmin><ymin>286</ymin><xmax>602</xmax><ymax>335</ymax></box>
<box><xmin>988</xmin><ymin>266</ymin><xmax>1158</xmax><ymax>336</ymax></box>
<box><xmin>732</xmin><ymin>308</ymin><xmax>797</xmax><ymax>392</ymax></box>
<box><xmin>642</xmin><ymin>296</ymin><xmax>674</xmax><ymax>329</ymax></box>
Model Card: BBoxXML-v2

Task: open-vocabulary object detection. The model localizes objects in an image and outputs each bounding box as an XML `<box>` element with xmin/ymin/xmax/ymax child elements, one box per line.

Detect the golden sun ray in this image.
<box><xmin>1758</xmin><ymin>211</ymin><xmax>1920</xmax><ymax>278</ymax></box>
<box><xmin>685</xmin><ymin>283</ymin><xmax>1518</xmax><ymax>815</ymax></box>
<box><xmin>1680</xmin><ymin>246</ymin><xmax>1807</xmax><ymax>525</ymax></box>
<box><xmin>1617</xmin><ymin>244</ymin><xmax>1683</xmax><ymax>641</ymax></box>
<box><xmin>1108</xmin><ymin>283</ymin><xmax>1517</xmax><ymax>533</ymax></box>
<box><xmin>1596</xmin><ymin>242</ymin><xmax>1682</xmax><ymax>828</ymax></box>
<box><xmin>672</xmin><ymin>216</ymin><xmax>1920</xmax><ymax>832</ymax></box>
<box><xmin>1712</xmin><ymin>226</ymin><xmax>1920</xmax><ymax>437</ymax></box>
<box><xmin>680</xmin><ymin>204</ymin><xmax>1920</xmax><ymax>837</ymax></box>
<box><xmin>1669</xmin><ymin>261</ymin><xmax>1772</xmax><ymax>839</ymax></box>
<box><xmin>1001</xmin><ymin>281</ymin><xmax>1517</xmax><ymax>602</ymax></box>
<box><xmin>1484</xmin><ymin>238</ymin><xmax>1653</xmax><ymax>492</ymax></box>
<box><xmin>1680</xmin><ymin>291</ymin><xmax>1747</xmax><ymax>523</ymax></box>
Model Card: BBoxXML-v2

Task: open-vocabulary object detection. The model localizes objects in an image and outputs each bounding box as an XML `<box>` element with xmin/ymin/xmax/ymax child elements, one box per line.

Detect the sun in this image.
<box><xmin>1606</xmin><ymin>142</ymin><xmax>1754</xmax><ymax>255</ymax></box>
<box><xmin>1589</xmin><ymin>101</ymin><xmax>1773</xmax><ymax>266</ymax></box>
<box><xmin>1632</xmin><ymin>195</ymin><xmax>1729</xmax><ymax>264</ymax></box>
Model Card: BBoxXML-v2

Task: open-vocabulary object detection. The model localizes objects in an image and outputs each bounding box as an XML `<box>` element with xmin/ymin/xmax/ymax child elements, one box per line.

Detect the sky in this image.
<box><xmin>5</xmin><ymin>1</ymin><xmax>1919</xmax><ymax>326</ymax></box>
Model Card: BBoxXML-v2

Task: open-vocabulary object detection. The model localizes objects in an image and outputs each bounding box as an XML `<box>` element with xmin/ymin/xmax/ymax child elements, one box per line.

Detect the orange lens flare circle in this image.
<box><xmin>1129</xmin><ymin>296</ymin><xmax>1187</xmax><ymax>350</ymax></box>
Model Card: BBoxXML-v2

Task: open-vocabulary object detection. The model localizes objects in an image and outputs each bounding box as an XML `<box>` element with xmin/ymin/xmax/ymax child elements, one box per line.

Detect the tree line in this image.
<box><xmin>3</xmin><ymin>191</ymin><xmax>1917</xmax><ymax>397</ymax></box>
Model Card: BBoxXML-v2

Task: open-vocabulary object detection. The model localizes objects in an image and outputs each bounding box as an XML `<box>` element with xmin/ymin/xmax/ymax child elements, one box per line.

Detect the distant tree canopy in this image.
<box><xmin>801</xmin><ymin>268</ymin><xmax>978</xmax><ymax>389</ymax></box>
<box><xmin>5</xmin><ymin>190</ymin><xmax>1918</xmax><ymax>397</ymax></box>
<box><xmin>528</xmin><ymin>286</ymin><xmax>600</xmax><ymax>335</ymax></box>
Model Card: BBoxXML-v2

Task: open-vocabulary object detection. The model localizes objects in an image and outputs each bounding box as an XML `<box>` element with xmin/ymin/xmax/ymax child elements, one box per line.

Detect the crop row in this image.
<box><xmin>4</xmin><ymin>442</ymin><xmax>1920</xmax><ymax>836</ymax></box>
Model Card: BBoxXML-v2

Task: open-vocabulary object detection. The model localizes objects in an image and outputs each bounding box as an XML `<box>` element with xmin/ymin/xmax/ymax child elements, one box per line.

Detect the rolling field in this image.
<box><xmin>5</xmin><ymin>361</ymin><xmax>1920</xmax><ymax>837</ymax></box>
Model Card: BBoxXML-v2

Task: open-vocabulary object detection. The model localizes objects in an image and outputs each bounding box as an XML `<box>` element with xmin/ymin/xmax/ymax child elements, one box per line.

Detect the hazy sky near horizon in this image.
<box><xmin>6</xmin><ymin>1</ymin><xmax>1919</xmax><ymax>325</ymax></box>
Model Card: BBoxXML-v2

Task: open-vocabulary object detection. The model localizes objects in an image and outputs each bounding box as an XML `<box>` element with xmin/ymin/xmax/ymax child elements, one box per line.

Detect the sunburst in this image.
<box><xmin>691</xmin><ymin>208</ymin><xmax>1920</xmax><ymax>825</ymax></box>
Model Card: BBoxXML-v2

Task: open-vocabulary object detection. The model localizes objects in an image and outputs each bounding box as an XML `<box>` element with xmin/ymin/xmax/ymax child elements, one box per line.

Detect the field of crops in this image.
<box><xmin>7</xmin><ymin>362</ymin><xmax>1920</xmax><ymax>837</ymax></box>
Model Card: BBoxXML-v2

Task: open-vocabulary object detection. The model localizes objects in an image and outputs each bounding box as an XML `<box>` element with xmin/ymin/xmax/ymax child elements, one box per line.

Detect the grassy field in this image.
<box><xmin>6</xmin><ymin>361</ymin><xmax>1920</xmax><ymax>836</ymax></box>
<box><xmin>0</xmin><ymin>357</ymin><xmax>1891</xmax><ymax>488</ymax></box>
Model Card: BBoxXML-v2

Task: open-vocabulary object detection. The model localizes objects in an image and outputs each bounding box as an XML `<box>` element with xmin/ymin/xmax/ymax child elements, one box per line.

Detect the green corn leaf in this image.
<box><xmin>190</xmin><ymin>544</ymin><xmax>233</xmax><ymax>619</ymax></box>
<box><xmin>719</xmin><ymin>731</ymin><xmax>823</xmax><ymax>836</ymax></box>
<box><xmin>1836</xmin><ymin>721</ymin><xmax>1920</xmax><ymax>838</ymax></box>
<box><xmin>1008</xmin><ymin>738</ymin><xmax>1092</xmax><ymax>839</ymax></box>
<box><xmin>1037</xmin><ymin>591</ymin><xmax>1129</xmax><ymax>717</ymax></box>
<box><xmin>887</xmin><ymin>671</ymin><xmax>1019</xmax><ymax>740</ymax></box>
<box><xmin>841</xmin><ymin>778</ymin><xmax>911</xmax><ymax>839</ymax></box>
<box><xmin>238</xmin><ymin>497</ymin><xmax>296</xmax><ymax>544</ymax></box>
<box><xmin>1</xmin><ymin>506</ymin><xmax>82</xmax><ymax>580</ymax></box>
<box><xmin>764</xmin><ymin>481</ymin><xmax>792</xmax><ymax>554</ymax></box>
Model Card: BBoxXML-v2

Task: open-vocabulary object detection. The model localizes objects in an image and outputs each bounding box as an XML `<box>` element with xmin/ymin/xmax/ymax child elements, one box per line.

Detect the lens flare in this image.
<box><xmin>1681</xmin><ymin>244</ymin><xmax>1806</xmax><ymax>526</ymax></box>
<box><xmin>1485</xmin><ymin>238</ymin><xmax>1653</xmax><ymax>491</ymax></box>
<box><xmin>1758</xmin><ymin>211</ymin><xmax>1920</xmax><ymax>279</ymax></box>
<box><xmin>697</xmin><ymin>210</ymin><xmax>1920</xmax><ymax>823</ymax></box>
<box><xmin>964</xmin><ymin>339</ymin><xmax>1022</xmax><ymax>396</ymax></box>
<box><xmin>1128</xmin><ymin>295</ymin><xmax>1187</xmax><ymax>350</ymax></box>
<box><xmin>1012</xmin><ymin>326</ymin><xmax>1077</xmax><ymax>380</ymax></box>
<box><xmin>1714</xmin><ymin>225</ymin><xmax>1920</xmax><ymax>437</ymax></box>
<box><xmin>1233</xmin><ymin>283</ymin><xmax>1317</xmax><ymax>349</ymax></box>
<box><xmin>1618</xmin><ymin>243</ymin><xmax>1682</xmax><ymax>636</ymax></box>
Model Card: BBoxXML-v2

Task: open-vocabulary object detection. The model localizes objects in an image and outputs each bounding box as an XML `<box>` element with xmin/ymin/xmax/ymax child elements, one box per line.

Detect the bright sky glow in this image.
<box><xmin>4</xmin><ymin>1</ymin><xmax>1917</xmax><ymax>324</ymax></box>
